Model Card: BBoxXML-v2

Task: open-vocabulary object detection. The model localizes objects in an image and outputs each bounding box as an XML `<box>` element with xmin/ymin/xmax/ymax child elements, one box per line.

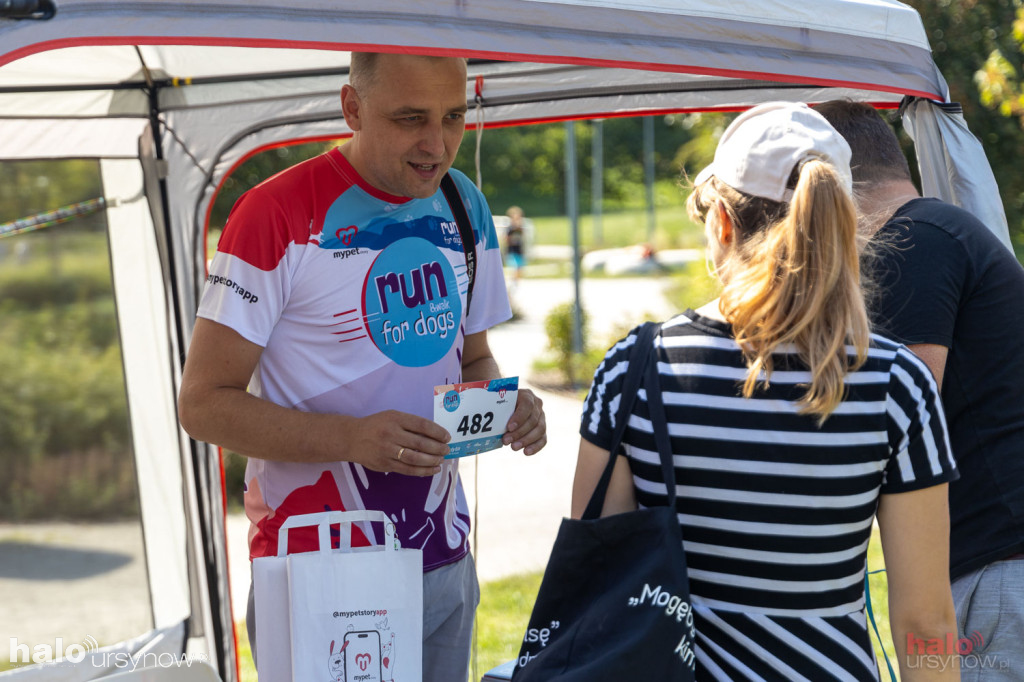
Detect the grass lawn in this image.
<box><xmin>233</xmin><ymin>526</ymin><xmax>899</xmax><ymax>681</ymax></box>
<box><xmin>529</xmin><ymin>206</ymin><xmax>704</xmax><ymax>252</ymax></box>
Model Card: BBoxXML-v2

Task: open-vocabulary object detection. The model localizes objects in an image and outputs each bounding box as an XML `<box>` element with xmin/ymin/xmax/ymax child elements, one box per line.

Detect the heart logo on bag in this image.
<box><xmin>356</xmin><ymin>653</ymin><xmax>371</xmax><ymax>671</ymax></box>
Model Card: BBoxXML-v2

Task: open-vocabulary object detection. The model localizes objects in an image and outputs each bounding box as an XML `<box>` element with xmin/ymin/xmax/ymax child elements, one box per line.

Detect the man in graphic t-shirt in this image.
<box><xmin>818</xmin><ymin>99</ymin><xmax>1024</xmax><ymax>679</ymax></box>
<box><xmin>178</xmin><ymin>52</ymin><xmax>547</xmax><ymax>681</ymax></box>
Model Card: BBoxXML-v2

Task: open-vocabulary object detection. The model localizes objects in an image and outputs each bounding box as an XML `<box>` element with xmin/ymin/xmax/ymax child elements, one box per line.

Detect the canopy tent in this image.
<box><xmin>0</xmin><ymin>1</ymin><xmax>1009</xmax><ymax>680</ymax></box>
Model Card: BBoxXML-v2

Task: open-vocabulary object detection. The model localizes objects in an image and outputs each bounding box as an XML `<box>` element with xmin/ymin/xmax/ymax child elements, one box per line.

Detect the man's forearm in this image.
<box><xmin>180</xmin><ymin>383</ymin><xmax>451</xmax><ymax>475</ymax></box>
<box><xmin>180</xmin><ymin>385</ymin><xmax>352</xmax><ymax>463</ymax></box>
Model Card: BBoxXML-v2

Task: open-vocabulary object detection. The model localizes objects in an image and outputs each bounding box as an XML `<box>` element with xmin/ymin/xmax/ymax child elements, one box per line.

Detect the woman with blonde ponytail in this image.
<box><xmin>705</xmin><ymin>157</ymin><xmax>870</xmax><ymax>423</ymax></box>
<box><xmin>572</xmin><ymin>102</ymin><xmax>959</xmax><ymax>680</ymax></box>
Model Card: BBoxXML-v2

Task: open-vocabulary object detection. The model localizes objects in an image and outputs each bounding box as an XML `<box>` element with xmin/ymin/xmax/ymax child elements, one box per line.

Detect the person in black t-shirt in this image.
<box><xmin>819</xmin><ymin>99</ymin><xmax>1024</xmax><ymax>679</ymax></box>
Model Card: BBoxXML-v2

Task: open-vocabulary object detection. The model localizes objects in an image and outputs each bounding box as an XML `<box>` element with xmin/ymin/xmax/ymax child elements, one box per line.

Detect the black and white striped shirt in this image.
<box><xmin>580</xmin><ymin>310</ymin><xmax>957</xmax><ymax>681</ymax></box>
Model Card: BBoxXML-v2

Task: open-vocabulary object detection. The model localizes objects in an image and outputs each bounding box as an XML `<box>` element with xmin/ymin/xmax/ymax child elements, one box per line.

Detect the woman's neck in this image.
<box><xmin>696</xmin><ymin>298</ymin><xmax>728</xmax><ymax>322</ymax></box>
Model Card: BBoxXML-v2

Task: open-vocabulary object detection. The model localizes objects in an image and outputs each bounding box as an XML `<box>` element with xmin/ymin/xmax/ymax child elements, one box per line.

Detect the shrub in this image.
<box><xmin>223</xmin><ymin>450</ymin><xmax>248</xmax><ymax>513</ymax></box>
<box><xmin>0</xmin><ymin>324</ymin><xmax>129</xmax><ymax>458</ymax></box>
<box><xmin>0</xmin><ymin>235</ymin><xmax>114</xmax><ymax>309</ymax></box>
<box><xmin>541</xmin><ymin>302</ymin><xmax>606</xmax><ymax>387</ymax></box>
<box><xmin>663</xmin><ymin>259</ymin><xmax>720</xmax><ymax>312</ymax></box>
<box><xmin>0</xmin><ymin>298</ymin><xmax>134</xmax><ymax>519</ymax></box>
<box><xmin>4</xmin><ymin>448</ymin><xmax>139</xmax><ymax>520</ymax></box>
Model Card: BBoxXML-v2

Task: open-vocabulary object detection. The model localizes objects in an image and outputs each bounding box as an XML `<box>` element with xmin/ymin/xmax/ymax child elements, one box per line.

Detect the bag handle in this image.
<box><xmin>582</xmin><ymin>322</ymin><xmax>661</xmax><ymax>520</ymax></box>
<box><xmin>643</xmin><ymin>335</ymin><xmax>677</xmax><ymax>506</ymax></box>
<box><xmin>276</xmin><ymin>510</ymin><xmax>397</xmax><ymax>557</ymax></box>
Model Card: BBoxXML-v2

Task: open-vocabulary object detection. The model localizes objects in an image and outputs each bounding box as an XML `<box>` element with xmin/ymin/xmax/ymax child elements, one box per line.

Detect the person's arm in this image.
<box><xmin>906</xmin><ymin>343</ymin><xmax>949</xmax><ymax>388</ymax></box>
<box><xmin>876</xmin><ymin>484</ymin><xmax>959</xmax><ymax>680</ymax></box>
<box><xmin>178</xmin><ymin>317</ymin><xmax>449</xmax><ymax>475</ymax></box>
<box><xmin>461</xmin><ymin>329</ymin><xmax>547</xmax><ymax>455</ymax></box>
<box><xmin>570</xmin><ymin>439</ymin><xmax>637</xmax><ymax>518</ymax></box>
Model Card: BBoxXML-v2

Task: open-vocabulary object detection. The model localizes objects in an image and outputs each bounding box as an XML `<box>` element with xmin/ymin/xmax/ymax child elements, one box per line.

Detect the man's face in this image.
<box><xmin>341</xmin><ymin>55</ymin><xmax>467</xmax><ymax>199</ymax></box>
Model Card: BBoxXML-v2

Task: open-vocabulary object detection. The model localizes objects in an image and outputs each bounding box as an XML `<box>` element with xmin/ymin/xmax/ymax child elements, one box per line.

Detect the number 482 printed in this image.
<box><xmin>433</xmin><ymin>377</ymin><xmax>519</xmax><ymax>459</ymax></box>
<box><xmin>457</xmin><ymin>411</ymin><xmax>494</xmax><ymax>437</ymax></box>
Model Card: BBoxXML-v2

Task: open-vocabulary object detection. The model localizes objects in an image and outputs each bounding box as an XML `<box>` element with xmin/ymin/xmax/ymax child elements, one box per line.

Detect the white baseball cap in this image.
<box><xmin>694</xmin><ymin>101</ymin><xmax>853</xmax><ymax>203</ymax></box>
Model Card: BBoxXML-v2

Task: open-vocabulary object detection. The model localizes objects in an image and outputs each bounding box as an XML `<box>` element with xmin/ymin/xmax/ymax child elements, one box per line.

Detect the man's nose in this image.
<box><xmin>419</xmin><ymin>121</ymin><xmax>445</xmax><ymax>158</ymax></box>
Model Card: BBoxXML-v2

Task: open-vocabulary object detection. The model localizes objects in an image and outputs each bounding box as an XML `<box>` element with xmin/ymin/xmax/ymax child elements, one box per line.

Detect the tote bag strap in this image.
<box><xmin>643</xmin><ymin>333</ymin><xmax>677</xmax><ymax>507</ymax></box>
<box><xmin>582</xmin><ymin>321</ymin><xmax>661</xmax><ymax>520</ymax></box>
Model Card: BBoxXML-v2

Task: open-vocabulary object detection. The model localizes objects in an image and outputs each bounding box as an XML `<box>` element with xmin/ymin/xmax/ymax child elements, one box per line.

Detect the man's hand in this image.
<box><xmin>502</xmin><ymin>388</ymin><xmax>547</xmax><ymax>455</ymax></box>
<box><xmin>461</xmin><ymin>330</ymin><xmax>546</xmax><ymax>455</ymax></box>
<box><xmin>345</xmin><ymin>410</ymin><xmax>451</xmax><ymax>477</ymax></box>
<box><xmin>180</xmin><ymin>319</ymin><xmax>452</xmax><ymax>475</ymax></box>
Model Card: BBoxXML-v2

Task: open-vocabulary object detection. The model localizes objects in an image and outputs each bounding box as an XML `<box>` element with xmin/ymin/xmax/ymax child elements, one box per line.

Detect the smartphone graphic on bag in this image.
<box><xmin>344</xmin><ymin>630</ymin><xmax>382</xmax><ymax>682</ymax></box>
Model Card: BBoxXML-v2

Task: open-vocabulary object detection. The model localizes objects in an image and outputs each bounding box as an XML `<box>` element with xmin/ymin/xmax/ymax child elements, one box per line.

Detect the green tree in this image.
<box><xmin>208</xmin><ymin>141</ymin><xmax>336</xmax><ymax>230</ymax></box>
<box><xmin>203</xmin><ymin>115</ymin><xmax>700</xmax><ymax>231</ymax></box>
<box><xmin>0</xmin><ymin>159</ymin><xmax>106</xmax><ymax>274</ymax></box>
<box><xmin>671</xmin><ymin>112</ymin><xmax>736</xmax><ymax>182</ymax></box>
<box><xmin>975</xmin><ymin>3</ymin><xmax>1024</xmax><ymax>117</ymax></box>
<box><xmin>904</xmin><ymin>0</ymin><xmax>1024</xmax><ymax>247</ymax></box>
<box><xmin>452</xmin><ymin>114</ymin><xmax>698</xmax><ymax>217</ymax></box>
<box><xmin>0</xmin><ymin>159</ymin><xmax>104</xmax><ymax>225</ymax></box>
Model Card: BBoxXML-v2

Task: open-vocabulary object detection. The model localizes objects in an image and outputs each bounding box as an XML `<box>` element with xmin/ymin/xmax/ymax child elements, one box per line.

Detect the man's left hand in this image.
<box><xmin>502</xmin><ymin>388</ymin><xmax>547</xmax><ymax>455</ymax></box>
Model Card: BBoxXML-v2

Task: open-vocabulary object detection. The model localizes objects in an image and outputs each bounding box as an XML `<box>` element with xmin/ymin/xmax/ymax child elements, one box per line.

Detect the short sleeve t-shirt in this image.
<box><xmin>579</xmin><ymin>313</ymin><xmax>957</xmax><ymax>680</ymax></box>
<box><xmin>868</xmin><ymin>198</ymin><xmax>1024</xmax><ymax>577</ymax></box>
<box><xmin>197</xmin><ymin>149</ymin><xmax>511</xmax><ymax>570</ymax></box>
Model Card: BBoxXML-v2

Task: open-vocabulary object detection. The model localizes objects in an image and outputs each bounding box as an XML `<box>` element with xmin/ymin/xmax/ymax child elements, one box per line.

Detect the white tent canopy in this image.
<box><xmin>0</xmin><ymin>1</ymin><xmax>1009</xmax><ymax>680</ymax></box>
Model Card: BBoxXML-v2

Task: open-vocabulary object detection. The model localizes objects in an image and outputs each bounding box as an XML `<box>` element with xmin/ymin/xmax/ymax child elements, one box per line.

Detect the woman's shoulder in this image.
<box><xmin>866</xmin><ymin>332</ymin><xmax>936</xmax><ymax>386</ymax></box>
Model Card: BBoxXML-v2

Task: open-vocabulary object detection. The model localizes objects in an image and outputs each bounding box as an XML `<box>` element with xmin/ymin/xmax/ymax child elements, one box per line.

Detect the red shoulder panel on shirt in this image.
<box><xmin>216</xmin><ymin>152</ymin><xmax>354</xmax><ymax>271</ymax></box>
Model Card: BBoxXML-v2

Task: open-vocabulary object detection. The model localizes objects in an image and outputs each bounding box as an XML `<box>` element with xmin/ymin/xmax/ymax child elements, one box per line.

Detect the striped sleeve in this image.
<box><xmin>881</xmin><ymin>345</ymin><xmax>959</xmax><ymax>493</ymax></box>
<box><xmin>579</xmin><ymin>326</ymin><xmax>642</xmax><ymax>451</ymax></box>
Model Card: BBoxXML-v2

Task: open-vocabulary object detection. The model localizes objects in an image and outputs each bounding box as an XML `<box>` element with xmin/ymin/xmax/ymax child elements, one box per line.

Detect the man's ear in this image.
<box><xmin>340</xmin><ymin>84</ymin><xmax>362</xmax><ymax>131</ymax></box>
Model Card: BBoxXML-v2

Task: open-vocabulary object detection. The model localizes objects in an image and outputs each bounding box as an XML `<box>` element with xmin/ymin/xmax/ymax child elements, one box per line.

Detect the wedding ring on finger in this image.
<box><xmin>397</xmin><ymin>446</ymin><xmax>406</xmax><ymax>463</ymax></box>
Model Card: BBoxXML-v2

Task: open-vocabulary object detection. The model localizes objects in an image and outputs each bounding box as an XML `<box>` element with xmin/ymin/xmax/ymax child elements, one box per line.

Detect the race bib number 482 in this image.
<box><xmin>433</xmin><ymin>377</ymin><xmax>518</xmax><ymax>458</ymax></box>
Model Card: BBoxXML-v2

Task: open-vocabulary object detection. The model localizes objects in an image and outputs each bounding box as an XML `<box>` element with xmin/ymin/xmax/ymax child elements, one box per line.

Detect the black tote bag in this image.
<box><xmin>512</xmin><ymin>322</ymin><xmax>697</xmax><ymax>681</ymax></box>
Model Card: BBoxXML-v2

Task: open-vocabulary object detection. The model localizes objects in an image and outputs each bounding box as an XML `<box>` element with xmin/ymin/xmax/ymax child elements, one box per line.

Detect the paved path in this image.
<box><xmin>0</xmin><ymin>521</ymin><xmax>152</xmax><ymax>664</ymax></box>
<box><xmin>461</xmin><ymin>276</ymin><xmax>674</xmax><ymax>583</ymax></box>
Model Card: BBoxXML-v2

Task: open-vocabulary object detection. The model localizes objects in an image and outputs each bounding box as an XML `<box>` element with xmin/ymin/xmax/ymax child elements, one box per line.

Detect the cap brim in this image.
<box><xmin>693</xmin><ymin>164</ymin><xmax>713</xmax><ymax>186</ymax></box>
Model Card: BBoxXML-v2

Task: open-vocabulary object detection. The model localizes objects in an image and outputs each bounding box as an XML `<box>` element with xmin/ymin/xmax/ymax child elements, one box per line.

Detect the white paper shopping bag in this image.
<box><xmin>253</xmin><ymin>545</ymin><xmax>293</xmax><ymax>681</ymax></box>
<box><xmin>285</xmin><ymin>510</ymin><xmax>423</xmax><ymax>682</ymax></box>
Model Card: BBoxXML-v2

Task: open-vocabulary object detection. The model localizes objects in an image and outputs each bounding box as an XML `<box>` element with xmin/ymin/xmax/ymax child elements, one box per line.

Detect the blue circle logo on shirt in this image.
<box><xmin>363</xmin><ymin>237</ymin><xmax>462</xmax><ymax>367</ymax></box>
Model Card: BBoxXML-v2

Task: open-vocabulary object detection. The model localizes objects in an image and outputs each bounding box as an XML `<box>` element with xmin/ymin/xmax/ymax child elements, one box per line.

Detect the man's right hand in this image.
<box><xmin>344</xmin><ymin>409</ymin><xmax>450</xmax><ymax>477</ymax></box>
<box><xmin>179</xmin><ymin>319</ymin><xmax>450</xmax><ymax>476</ymax></box>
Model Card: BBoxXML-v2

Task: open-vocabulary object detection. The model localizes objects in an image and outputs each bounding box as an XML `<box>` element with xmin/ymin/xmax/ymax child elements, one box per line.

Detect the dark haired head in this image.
<box><xmin>814</xmin><ymin>100</ymin><xmax>912</xmax><ymax>187</ymax></box>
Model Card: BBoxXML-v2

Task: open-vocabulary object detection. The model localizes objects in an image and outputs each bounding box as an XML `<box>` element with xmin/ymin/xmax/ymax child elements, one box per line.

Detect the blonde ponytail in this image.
<box><xmin>691</xmin><ymin>160</ymin><xmax>870</xmax><ymax>423</ymax></box>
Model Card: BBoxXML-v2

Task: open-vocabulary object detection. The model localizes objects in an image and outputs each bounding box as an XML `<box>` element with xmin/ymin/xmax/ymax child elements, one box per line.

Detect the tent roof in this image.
<box><xmin>1</xmin><ymin>0</ymin><xmax>945</xmax><ymax>117</ymax></box>
<box><xmin>0</xmin><ymin>0</ymin><xmax>947</xmax><ymax>165</ymax></box>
